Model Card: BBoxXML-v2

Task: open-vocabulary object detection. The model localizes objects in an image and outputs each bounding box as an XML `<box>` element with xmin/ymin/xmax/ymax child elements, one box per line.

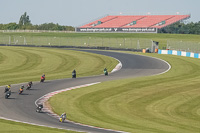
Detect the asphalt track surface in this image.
<box><xmin>0</xmin><ymin>49</ymin><xmax>170</xmax><ymax>133</ymax></box>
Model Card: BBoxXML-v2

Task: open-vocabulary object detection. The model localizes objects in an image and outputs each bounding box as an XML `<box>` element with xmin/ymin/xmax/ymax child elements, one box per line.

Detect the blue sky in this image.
<box><xmin>0</xmin><ymin>0</ymin><xmax>199</xmax><ymax>26</ymax></box>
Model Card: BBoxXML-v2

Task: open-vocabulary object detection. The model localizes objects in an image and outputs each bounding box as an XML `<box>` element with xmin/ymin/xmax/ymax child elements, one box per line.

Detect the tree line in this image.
<box><xmin>0</xmin><ymin>12</ymin><xmax>74</xmax><ymax>31</ymax></box>
<box><xmin>158</xmin><ymin>21</ymin><xmax>200</xmax><ymax>34</ymax></box>
<box><xmin>0</xmin><ymin>22</ymin><xmax>74</xmax><ymax>31</ymax></box>
<box><xmin>1</xmin><ymin>21</ymin><xmax>200</xmax><ymax>34</ymax></box>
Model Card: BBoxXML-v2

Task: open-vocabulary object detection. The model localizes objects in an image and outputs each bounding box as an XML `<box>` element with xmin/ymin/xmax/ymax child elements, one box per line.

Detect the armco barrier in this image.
<box><xmin>186</xmin><ymin>52</ymin><xmax>190</xmax><ymax>57</ymax></box>
<box><xmin>158</xmin><ymin>49</ymin><xmax>200</xmax><ymax>59</ymax></box>
<box><xmin>168</xmin><ymin>50</ymin><xmax>172</xmax><ymax>55</ymax></box>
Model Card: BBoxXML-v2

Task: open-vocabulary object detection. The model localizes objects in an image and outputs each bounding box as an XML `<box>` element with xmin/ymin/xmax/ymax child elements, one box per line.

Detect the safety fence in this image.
<box><xmin>0</xmin><ymin>35</ymin><xmax>154</xmax><ymax>50</ymax></box>
<box><xmin>1</xmin><ymin>35</ymin><xmax>199</xmax><ymax>53</ymax></box>
<box><xmin>159</xmin><ymin>40</ymin><xmax>200</xmax><ymax>58</ymax></box>
<box><xmin>167</xmin><ymin>40</ymin><xmax>200</xmax><ymax>53</ymax></box>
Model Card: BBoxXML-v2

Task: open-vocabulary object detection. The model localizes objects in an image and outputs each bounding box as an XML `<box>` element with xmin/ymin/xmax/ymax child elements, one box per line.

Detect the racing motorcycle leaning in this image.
<box><xmin>40</xmin><ymin>76</ymin><xmax>45</xmax><ymax>82</ymax></box>
<box><xmin>26</xmin><ymin>81</ymin><xmax>33</xmax><ymax>90</ymax></box>
<box><xmin>5</xmin><ymin>90</ymin><xmax>11</xmax><ymax>99</ymax></box>
<box><xmin>59</xmin><ymin>112</ymin><xmax>66</xmax><ymax>123</ymax></box>
<box><xmin>19</xmin><ymin>85</ymin><xmax>24</xmax><ymax>94</ymax></box>
<box><xmin>36</xmin><ymin>104</ymin><xmax>43</xmax><ymax>113</ymax></box>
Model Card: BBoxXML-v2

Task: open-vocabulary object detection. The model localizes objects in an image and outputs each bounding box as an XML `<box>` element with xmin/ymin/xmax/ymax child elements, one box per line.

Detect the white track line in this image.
<box><xmin>136</xmin><ymin>54</ymin><xmax>171</xmax><ymax>76</ymax></box>
<box><xmin>111</xmin><ymin>57</ymin><xmax>122</xmax><ymax>73</ymax></box>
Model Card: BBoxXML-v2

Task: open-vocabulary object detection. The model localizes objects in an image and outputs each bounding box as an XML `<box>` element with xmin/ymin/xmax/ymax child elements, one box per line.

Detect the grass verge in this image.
<box><xmin>0</xmin><ymin>119</ymin><xmax>78</xmax><ymax>133</ymax></box>
<box><xmin>0</xmin><ymin>46</ymin><xmax>118</xmax><ymax>86</ymax></box>
<box><xmin>49</xmin><ymin>52</ymin><xmax>200</xmax><ymax>133</ymax></box>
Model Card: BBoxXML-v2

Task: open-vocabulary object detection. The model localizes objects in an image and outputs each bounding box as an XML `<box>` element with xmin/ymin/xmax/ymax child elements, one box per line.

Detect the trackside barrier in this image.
<box><xmin>158</xmin><ymin>49</ymin><xmax>200</xmax><ymax>59</ymax></box>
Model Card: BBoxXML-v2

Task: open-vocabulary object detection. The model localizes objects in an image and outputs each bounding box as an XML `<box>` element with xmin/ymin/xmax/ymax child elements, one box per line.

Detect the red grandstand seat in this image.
<box><xmin>79</xmin><ymin>15</ymin><xmax>190</xmax><ymax>29</ymax></box>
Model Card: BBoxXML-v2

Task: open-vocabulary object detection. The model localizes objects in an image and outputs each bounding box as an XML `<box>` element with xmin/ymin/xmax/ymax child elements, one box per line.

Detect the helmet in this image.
<box><xmin>21</xmin><ymin>85</ymin><xmax>24</xmax><ymax>88</ymax></box>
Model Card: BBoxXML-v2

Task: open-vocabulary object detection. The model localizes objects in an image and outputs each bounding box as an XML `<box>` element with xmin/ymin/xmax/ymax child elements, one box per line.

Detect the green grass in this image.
<box><xmin>0</xmin><ymin>46</ymin><xmax>118</xmax><ymax>85</ymax></box>
<box><xmin>49</xmin><ymin>52</ymin><xmax>200</xmax><ymax>133</ymax></box>
<box><xmin>0</xmin><ymin>119</ymin><xmax>78</xmax><ymax>133</ymax></box>
<box><xmin>1</xmin><ymin>32</ymin><xmax>200</xmax><ymax>49</ymax></box>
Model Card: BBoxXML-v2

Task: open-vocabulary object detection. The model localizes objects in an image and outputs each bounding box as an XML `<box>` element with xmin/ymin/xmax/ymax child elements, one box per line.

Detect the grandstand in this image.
<box><xmin>76</xmin><ymin>14</ymin><xmax>190</xmax><ymax>33</ymax></box>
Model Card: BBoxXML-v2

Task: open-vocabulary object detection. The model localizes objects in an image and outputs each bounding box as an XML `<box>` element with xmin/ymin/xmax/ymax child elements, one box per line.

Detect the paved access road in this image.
<box><xmin>0</xmin><ymin>50</ymin><xmax>170</xmax><ymax>133</ymax></box>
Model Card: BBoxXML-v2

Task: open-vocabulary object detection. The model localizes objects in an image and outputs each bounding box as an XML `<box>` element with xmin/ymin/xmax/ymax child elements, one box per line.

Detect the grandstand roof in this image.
<box><xmin>80</xmin><ymin>15</ymin><xmax>190</xmax><ymax>29</ymax></box>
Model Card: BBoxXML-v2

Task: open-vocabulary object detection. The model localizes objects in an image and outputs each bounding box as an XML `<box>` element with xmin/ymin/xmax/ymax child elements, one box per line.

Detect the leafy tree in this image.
<box><xmin>158</xmin><ymin>21</ymin><xmax>200</xmax><ymax>34</ymax></box>
<box><xmin>19</xmin><ymin>12</ymin><xmax>31</xmax><ymax>26</ymax></box>
<box><xmin>5</xmin><ymin>23</ymin><xmax>19</xmax><ymax>30</ymax></box>
<box><xmin>36</xmin><ymin>23</ymin><xmax>74</xmax><ymax>31</ymax></box>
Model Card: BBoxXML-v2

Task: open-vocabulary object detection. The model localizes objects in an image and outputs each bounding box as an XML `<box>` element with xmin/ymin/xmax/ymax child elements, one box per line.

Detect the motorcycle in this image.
<box><xmin>104</xmin><ymin>70</ymin><xmax>108</xmax><ymax>76</ymax></box>
<box><xmin>59</xmin><ymin>116</ymin><xmax>65</xmax><ymax>123</ymax></box>
<box><xmin>5</xmin><ymin>91</ymin><xmax>11</xmax><ymax>99</ymax></box>
<box><xmin>103</xmin><ymin>68</ymin><xmax>108</xmax><ymax>76</ymax></box>
<box><xmin>4</xmin><ymin>87</ymin><xmax>9</xmax><ymax>93</ymax></box>
<box><xmin>40</xmin><ymin>76</ymin><xmax>45</xmax><ymax>82</ymax></box>
<box><xmin>36</xmin><ymin>104</ymin><xmax>43</xmax><ymax>113</ymax></box>
<box><xmin>72</xmin><ymin>73</ymin><xmax>76</xmax><ymax>78</ymax></box>
<box><xmin>72</xmin><ymin>70</ymin><xmax>76</xmax><ymax>78</ymax></box>
<box><xmin>26</xmin><ymin>82</ymin><xmax>32</xmax><ymax>90</ymax></box>
<box><xmin>19</xmin><ymin>88</ymin><xmax>23</xmax><ymax>94</ymax></box>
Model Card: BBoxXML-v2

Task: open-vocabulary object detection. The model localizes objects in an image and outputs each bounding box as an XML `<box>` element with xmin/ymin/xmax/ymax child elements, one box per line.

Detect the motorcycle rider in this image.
<box><xmin>60</xmin><ymin>112</ymin><xmax>66</xmax><ymax>122</ymax></box>
<box><xmin>36</xmin><ymin>104</ymin><xmax>43</xmax><ymax>112</ymax></box>
<box><xmin>72</xmin><ymin>69</ymin><xmax>76</xmax><ymax>78</ymax></box>
<box><xmin>19</xmin><ymin>85</ymin><xmax>24</xmax><ymax>94</ymax></box>
<box><xmin>28</xmin><ymin>81</ymin><xmax>33</xmax><ymax>86</ymax></box>
<box><xmin>104</xmin><ymin>68</ymin><xmax>108</xmax><ymax>76</ymax></box>
<box><xmin>4</xmin><ymin>85</ymin><xmax>11</xmax><ymax>93</ymax></box>
<box><xmin>26</xmin><ymin>81</ymin><xmax>33</xmax><ymax>89</ymax></box>
<box><xmin>40</xmin><ymin>73</ymin><xmax>45</xmax><ymax>82</ymax></box>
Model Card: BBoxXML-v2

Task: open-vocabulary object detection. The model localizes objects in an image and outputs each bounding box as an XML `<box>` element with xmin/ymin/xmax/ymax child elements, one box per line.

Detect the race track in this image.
<box><xmin>0</xmin><ymin>49</ymin><xmax>170</xmax><ymax>133</ymax></box>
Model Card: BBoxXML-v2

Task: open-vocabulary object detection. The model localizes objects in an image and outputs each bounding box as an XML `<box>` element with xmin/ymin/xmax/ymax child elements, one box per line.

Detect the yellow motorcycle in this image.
<box><xmin>19</xmin><ymin>86</ymin><xmax>24</xmax><ymax>94</ymax></box>
<box><xmin>59</xmin><ymin>117</ymin><xmax>65</xmax><ymax>123</ymax></box>
<box><xmin>59</xmin><ymin>113</ymin><xmax>66</xmax><ymax>123</ymax></box>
